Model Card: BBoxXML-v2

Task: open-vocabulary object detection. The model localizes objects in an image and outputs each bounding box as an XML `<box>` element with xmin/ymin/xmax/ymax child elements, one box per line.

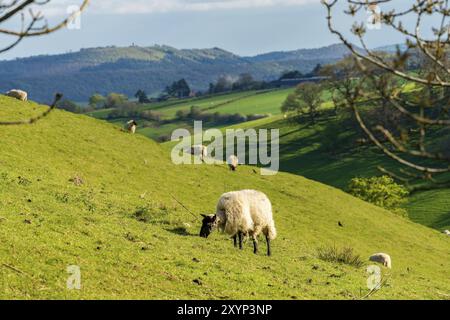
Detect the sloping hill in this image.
<box><xmin>0</xmin><ymin>44</ymin><xmax>352</xmax><ymax>102</ymax></box>
<box><xmin>222</xmin><ymin>113</ymin><xmax>450</xmax><ymax>232</ymax></box>
<box><xmin>250</xmin><ymin>43</ymin><xmax>358</xmax><ymax>63</ymax></box>
<box><xmin>0</xmin><ymin>96</ymin><xmax>449</xmax><ymax>299</ymax></box>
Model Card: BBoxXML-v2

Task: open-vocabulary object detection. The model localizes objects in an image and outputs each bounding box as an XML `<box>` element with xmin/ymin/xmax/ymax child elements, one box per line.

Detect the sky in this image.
<box><xmin>0</xmin><ymin>0</ymin><xmax>411</xmax><ymax>60</ymax></box>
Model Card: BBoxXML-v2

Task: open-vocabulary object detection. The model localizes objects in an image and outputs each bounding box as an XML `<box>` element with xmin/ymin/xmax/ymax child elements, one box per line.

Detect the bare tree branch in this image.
<box><xmin>322</xmin><ymin>0</ymin><xmax>450</xmax><ymax>189</ymax></box>
<box><xmin>0</xmin><ymin>0</ymin><xmax>89</xmax><ymax>56</ymax></box>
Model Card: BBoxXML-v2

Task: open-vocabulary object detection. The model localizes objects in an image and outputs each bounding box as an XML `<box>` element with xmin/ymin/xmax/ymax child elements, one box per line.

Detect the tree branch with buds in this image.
<box><xmin>322</xmin><ymin>0</ymin><xmax>450</xmax><ymax>190</ymax></box>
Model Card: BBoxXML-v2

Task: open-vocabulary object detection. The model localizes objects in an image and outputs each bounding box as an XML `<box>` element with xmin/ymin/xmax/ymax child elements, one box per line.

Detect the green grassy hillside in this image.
<box><xmin>0</xmin><ymin>96</ymin><xmax>449</xmax><ymax>299</ymax></box>
<box><xmin>152</xmin><ymin>84</ymin><xmax>448</xmax><ymax>232</ymax></box>
<box><xmin>90</xmin><ymin>87</ymin><xmax>450</xmax><ymax>231</ymax></box>
<box><xmin>223</xmin><ymin>115</ymin><xmax>450</xmax><ymax>232</ymax></box>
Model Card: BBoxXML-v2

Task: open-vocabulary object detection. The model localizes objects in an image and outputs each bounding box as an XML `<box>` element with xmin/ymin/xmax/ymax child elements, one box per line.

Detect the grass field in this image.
<box><xmin>88</xmin><ymin>89</ymin><xmax>295</xmax><ymax>140</ymax></box>
<box><xmin>1</xmin><ymin>96</ymin><xmax>449</xmax><ymax>299</ymax></box>
<box><xmin>88</xmin><ymin>87</ymin><xmax>450</xmax><ymax>231</ymax></box>
<box><xmin>219</xmin><ymin>114</ymin><xmax>450</xmax><ymax>231</ymax></box>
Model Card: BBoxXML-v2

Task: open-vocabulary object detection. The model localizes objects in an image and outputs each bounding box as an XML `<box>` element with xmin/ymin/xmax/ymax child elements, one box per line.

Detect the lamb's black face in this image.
<box><xmin>200</xmin><ymin>214</ymin><xmax>217</xmax><ymax>238</ymax></box>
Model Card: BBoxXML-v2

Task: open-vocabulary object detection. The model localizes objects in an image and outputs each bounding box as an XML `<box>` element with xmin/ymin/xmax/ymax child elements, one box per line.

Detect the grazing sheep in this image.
<box><xmin>227</xmin><ymin>155</ymin><xmax>239</xmax><ymax>171</ymax></box>
<box><xmin>5</xmin><ymin>89</ymin><xmax>28</xmax><ymax>101</ymax></box>
<box><xmin>200</xmin><ymin>190</ymin><xmax>277</xmax><ymax>256</ymax></box>
<box><xmin>369</xmin><ymin>253</ymin><xmax>392</xmax><ymax>269</ymax></box>
<box><xmin>190</xmin><ymin>145</ymin><xmax>208</xmax><ymax>162</ymax></box>
<box><xmin>443</xmin><ymin>230</ymin><xmax>450</xmax><ymax>236</ymax></box>
<box><xmin>126</xmin><ymin>120</ymin><xmax>137</xmax><ymax>134</ymax></box>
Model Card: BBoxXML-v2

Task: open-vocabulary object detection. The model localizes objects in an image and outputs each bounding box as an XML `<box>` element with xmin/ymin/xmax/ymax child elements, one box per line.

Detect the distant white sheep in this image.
<box><xmin>190</xmin><ymin>145</ymin><xmax>207</xmax><ymax>162</ymax></box>
<box><xmin>227</xmin><ymin>155</ymin><xmax>239</xmax><ymax>171</ymax></box>
<box><xmin>369</xmin><ymin>253</ymin><xmax>392</xmax><ymax>269</ymax></box>
<box><xmin>200</xmin><ymin>190</ymin><xmax>277</xmax><ymax>256</ymax></box>
<box><xmin>443</xmin><ymin>230</ymin><xmax>450</xmax><ymax>236</ymax></box>
<box><xmin>5</xmin><ymin>89</ymin><xmax>28</xmax><ymax>101</ymax></box>
<box><xmin>126</xmin><ymin>120</ymin><xmax>137</xmax><ymax>134</ymax></box>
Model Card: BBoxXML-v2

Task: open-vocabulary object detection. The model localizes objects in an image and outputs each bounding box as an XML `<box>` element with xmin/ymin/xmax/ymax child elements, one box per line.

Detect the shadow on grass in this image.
<box><xmin>431</xmin><ymin>211</ymin><xmax>450</xmax><ymax>230</ymax></box>
<box><xmin>166</xmin><ymin>227</ymin><xmax>197</xmax><ymax>237</ymax></box>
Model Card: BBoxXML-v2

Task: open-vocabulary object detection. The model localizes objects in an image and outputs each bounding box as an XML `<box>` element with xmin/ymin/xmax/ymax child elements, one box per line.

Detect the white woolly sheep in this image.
<box><xmin>227</xmin><ymin>155</ymin><xmax>239</xmax><ymax>171</ymax></box>
<box><xmin>190</xmin><ymin>145</ymin><xmax>208</xmax><ymax>162</ymax></box>
<box><xmin>126</xmin><ymin>120</ymin><xmax>137</xmax><ymax>134</ymax></box>
<box><xmin>443</xmin><ymin>230</ymin><xmax>450</xmax><ymax>236</ymax></box>
<box><xmin>200</xmin><ymin>190</ymin><xmax>277</xmax><ymax>256</ymax></box>
<box><xmin>369</xmin><ymin>253</ymin><xmax>392</xmax><ymax>269</ymax></box>
<box><xmin>6</xmin><ymin>89</ymin><xmax>28</xmax><ymax>101</ymax></box>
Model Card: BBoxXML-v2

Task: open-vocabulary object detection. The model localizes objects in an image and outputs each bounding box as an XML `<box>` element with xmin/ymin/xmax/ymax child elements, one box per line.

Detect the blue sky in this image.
<box><xmin>1</xmin><ymin>0</ymin><xmax>408</xmax><ymax>60</ymax></box>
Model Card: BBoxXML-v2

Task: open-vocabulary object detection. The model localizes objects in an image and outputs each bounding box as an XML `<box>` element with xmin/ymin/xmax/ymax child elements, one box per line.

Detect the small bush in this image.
<box><xmin>317</xmin><ymin>245</ymin><xmax>364</xmax><ymax>268</ymax></box>
<box><xmin>348</xmin><ymin>176</ymin><xmax>409</xmax><ymax>216</ymax></box>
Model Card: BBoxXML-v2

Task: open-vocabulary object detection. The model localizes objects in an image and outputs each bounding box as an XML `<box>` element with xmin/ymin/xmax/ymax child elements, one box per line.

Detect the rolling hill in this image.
<box><xmin>227</xmin><ymin>115</ymin><xmax>450</xmax><ymax>232</ymax></box>
<box><xmin>0</xmin><ymin>96</ymin><xmax>449</xmax><ymax>299</ymax></box>
<box><xmin>89</xmin><ymin>87</ymin><xmax>450</xmax><ymax>232</ymax></box>
<box><xmin>0</xmin><ymin>44</ymin><xmax>354</xmax><ymax>102</ymax></box>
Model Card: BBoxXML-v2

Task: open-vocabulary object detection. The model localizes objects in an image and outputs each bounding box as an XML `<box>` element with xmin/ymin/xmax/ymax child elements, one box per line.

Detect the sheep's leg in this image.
<box><xmin>238</xmin><ymin>232</ymin><xmax>243</xmax><ymax>250</ymax></box>
<box><xmin>253</xmin><ymin>237</ymin><xmax>258</xmax><ymax>255</ymax></box>
<box><xmin>233</xmin><ymin>235</ymin><xmax>237</xmax><ymax>248</ymax></box>
<box><xmin>266</xmin><ymin>235</ymin><xmax>271</xmax><ymax>256</ymax></box>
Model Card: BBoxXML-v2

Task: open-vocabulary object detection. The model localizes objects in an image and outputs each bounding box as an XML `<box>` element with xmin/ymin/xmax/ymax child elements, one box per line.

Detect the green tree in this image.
<box><xmin>135</xmin><ymin>90</ymin><xmax>150</xmax><ymax>104</ymax></box>
<box><xmin>320</xmin><ymin>57</ymin><xmax>360</xmax><ymax>116</ymax></box>
<box><xmin>279</xmin><ymin>70</ymin><xmax>304</xmax><ymax>80</ymax></box>
<box><xmin>282</xmin><ymin>82</ymin><xmax>323</xmax><ymax>124</ymax></box>
<box><xmin>232</xmin><ymin>73</ymin><xmax>255</xmax><ymax>91</ymax></box>
<box><xmin>212</xmin><ymin>76</ymin><xmax>233</xmax><ymax>93</ymax></box>
<box><xmin>348</xmin><ymin>176</ymin><xmax>409</xmax><ymax>216</ymax></box>
<box><xmin>166</xmin><ymin>79</ymin><xmax>191</xmax><ymax>98</ymax></box>
<box><xmin>105</xmin><ymin>93</ymin><xmax>128</xmax><ymax>109</ymax></box>
<box><xmin>281</xmin><ymin>93</ymin><xmax>300</xmax><ymax>114</ymax></box>
<box><xmin>208</xmin><ymin>83</ymin><xmax>215</xmax><ymax>94</ymax></box>
<box><xmin>89</xmin><ymin>94</ymin><xmax>106</xmax><ymax>109</ymax></box>
<box><xmin>308</xmin><ymin>63</ymin><xmax>323</xmax><ymax>77</ymax></box>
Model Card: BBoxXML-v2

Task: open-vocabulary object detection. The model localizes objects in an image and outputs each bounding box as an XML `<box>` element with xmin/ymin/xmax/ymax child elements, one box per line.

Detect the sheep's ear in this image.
<box><xmin>200</xmin><ymin>214</ymin><xmax>207</xmax><ymax>218</ymax></box>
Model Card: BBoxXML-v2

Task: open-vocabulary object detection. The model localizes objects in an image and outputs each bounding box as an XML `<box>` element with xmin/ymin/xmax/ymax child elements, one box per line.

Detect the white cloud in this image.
<box><xmin>44</xmin><ymin>0</ymin><xmax>319</xmax><ymax>16</ymax></box>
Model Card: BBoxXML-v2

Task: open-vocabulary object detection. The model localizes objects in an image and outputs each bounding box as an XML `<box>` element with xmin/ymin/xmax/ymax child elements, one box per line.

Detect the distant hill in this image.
<box><xmin>250</xmin><ymin>43</ymin><xmax>356</xmax><ymax>62</ymax></box>
<box><xmin>0</xmin><ymin>44</ymin><xmax>354</xmax><ymax>102</ymax></box>
<box><xmin>374</xmin><ymin>43</ymin><xmax>408</xmax><ymax>53</ymax></box>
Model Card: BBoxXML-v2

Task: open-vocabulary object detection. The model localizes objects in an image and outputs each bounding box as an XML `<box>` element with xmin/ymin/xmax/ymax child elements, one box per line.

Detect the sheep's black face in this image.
<box><xmin>200</xmin><ymin>214</ymin><xmax>217</xmax><ymax>238</ymax></box>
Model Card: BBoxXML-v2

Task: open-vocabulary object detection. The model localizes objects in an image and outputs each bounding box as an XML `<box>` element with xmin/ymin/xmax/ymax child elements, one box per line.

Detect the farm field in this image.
<box><xmin>0</xmin><ymin>96</ymin><xmax>449</xmax><ymax>299</ymax></box>
<box><xmin>88</xmin><ymin>89</ymin><xmax>295</xmax><ymax>140</ymax></box>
